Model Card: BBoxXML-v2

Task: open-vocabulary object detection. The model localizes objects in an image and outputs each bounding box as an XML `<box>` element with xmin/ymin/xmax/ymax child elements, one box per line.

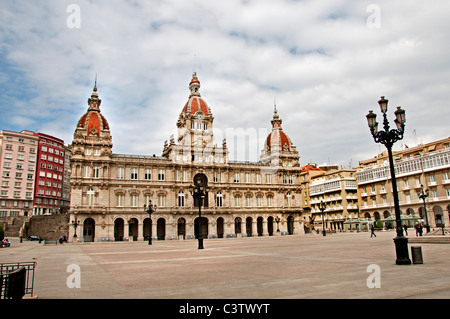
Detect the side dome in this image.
<box><xmin>264</xmin><ymin>107</ymin><xmax>293</xmax><ymax>152</ymax></box>
<box><xmin>260</xmin><ymin>106</ymin><xmax>300</xmax><ymax>167</ymax></box>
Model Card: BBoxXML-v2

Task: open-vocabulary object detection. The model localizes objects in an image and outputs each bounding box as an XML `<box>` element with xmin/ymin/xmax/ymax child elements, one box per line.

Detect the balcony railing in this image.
<box><xmin>0</xmin><ymin>262</ymin><xmax>37</xmax><ymax>299</ymax></box>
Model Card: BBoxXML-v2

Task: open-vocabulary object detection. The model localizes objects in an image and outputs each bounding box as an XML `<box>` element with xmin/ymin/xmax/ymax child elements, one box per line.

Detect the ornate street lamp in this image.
<box><xmin>190</xmin><ymin>173</ymin><xmax>209</xmax><ymax>249</ymax></box>
<box><xmin>318</xmin><ymin>201</ymin><xmax>327</xmax><ymax>236</ymax></box>
<box><xmin>417</xmin><ymin>186</ymin><xmax>430</xmax><ymax>233</ymax></box>
<box><xmin>72</xmin><ymin>219</ymin><xmax>80</xmax><ymax>240</ymax></box>
<box><xmin>275</xmin><ymin>216</ymin><xmax>281</xmax><ymax>234</ymax></box>
<box><xmin>366</xmin><ymin>96</ymin><xmax>411</xmax><ymax>265</ymax></box>
<box><xmin>144</xmin><ymin>200</ymin><xmax>157</xmax><ymax>245</ymax></box>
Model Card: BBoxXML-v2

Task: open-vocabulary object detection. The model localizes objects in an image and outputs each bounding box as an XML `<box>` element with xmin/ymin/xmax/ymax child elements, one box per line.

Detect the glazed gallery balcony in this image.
<box><xmin>357</xmin><ymin>148</ymin><xmax>450</xmax><ymax>185</ymax></box>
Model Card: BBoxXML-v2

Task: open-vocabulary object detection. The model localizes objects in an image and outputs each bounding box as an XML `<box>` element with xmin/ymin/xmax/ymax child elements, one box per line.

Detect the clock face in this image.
<box><xmin>193</xmin><ymin>173</ymin><xmax>208</xmax><ymax>187</ymax></box>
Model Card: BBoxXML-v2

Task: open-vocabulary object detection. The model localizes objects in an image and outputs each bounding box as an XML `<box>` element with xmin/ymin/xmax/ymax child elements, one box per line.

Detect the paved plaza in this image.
<box><xmin>2</xmin><ymin>230</ymin><xmax>450</xmax><ymax>300</ymax></box>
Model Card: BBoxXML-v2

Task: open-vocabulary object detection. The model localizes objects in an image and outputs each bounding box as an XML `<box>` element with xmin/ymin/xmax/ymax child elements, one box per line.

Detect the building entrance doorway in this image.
<box><xmin>83</xmin><ymin>218</ymin><xmax>95</xmax><ymax>242</ymax></box>
<box><xmin>157</xmin><ymin>218</ymin><xmax>166</xmax><ymax>240</ymax></box>
<box><xmin>257</xmin><ymin>217</ymin><xmax>263</xmax><ymax>236</ymax></box>
<box><xmin>217</xmin><ymin>217</ymin><xmax>224</xmax><ymax>238</ymax></box>
<box><xmin>178</xmin><ymin>218</ymin><xmax>186</xmax><ymax>239</ymax></box>
<box><xmin>128</xmin><ymin>218</ymin><xmax>138</xmax><ymax>241</ymax></box>
<box><xmin>114</xmin><ymin>218</ymin><xmax>124</xmax><ymax>241</ymax></box>
<box><xmin>246</xmin><ymin>217</ymin><xmax>253</xmax><ymax>236</ymax></box>
<box><xmin>287</xmin><ymin>216</ymin><xmax>294</xmax><ymax>235</ymax></box>
<box><xmin>235</xmin><ymin>217</ymin><xmax>242</xmax><ymax>235</ymax></box>
<box><xmin>267</xmin><ymin>216</ymin><xmax>274</xmax><ymax>236</ymax></box>
<box><xmin>143</xmin><ymin>218</ymin><xmax>151</xmax><ymax>241</ymax></box>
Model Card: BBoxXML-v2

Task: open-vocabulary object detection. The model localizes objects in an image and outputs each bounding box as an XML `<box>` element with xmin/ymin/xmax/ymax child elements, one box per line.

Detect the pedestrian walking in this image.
<box><xmin>403</xmin><ymin>224</ymin><xmax>408</xmax><ymax>236</ymax></box>
<box><xmin>418</xmin><ymin>224</ymin><xmax>423</xmax><ymax>236</ymax></box>
<box><xmin>371</xmin><ymin>223</ymin><xmax>376</xmax><ymax>238</ymax></box>
<box><xmin>415</xmin><ymin>223</ymin><xmax>420</xmax><ymax>237</ymax></box>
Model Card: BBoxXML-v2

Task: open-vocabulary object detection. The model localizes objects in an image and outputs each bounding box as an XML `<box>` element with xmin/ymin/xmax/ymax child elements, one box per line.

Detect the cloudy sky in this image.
<box><xmin>1</xmin><ymin>0</ymin><xmax>449</xmax><ymax>167</ymax></box>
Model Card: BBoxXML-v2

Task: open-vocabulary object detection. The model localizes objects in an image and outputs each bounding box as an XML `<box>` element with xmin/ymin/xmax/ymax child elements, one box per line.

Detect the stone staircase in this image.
<box><xmin>1</xmin><ymin>216</ymin><xmax>28</xmax><ymax>237</ymax></box>
<box><xmin>409</xmin><ymin>228</ymin><xmax>450</xmax><ymax>244</ymax></box>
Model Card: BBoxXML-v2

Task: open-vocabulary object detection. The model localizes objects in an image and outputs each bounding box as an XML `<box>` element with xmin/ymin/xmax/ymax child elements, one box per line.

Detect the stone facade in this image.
<box><xmin>68</xmin><ymin>74</ymin><xmax>304</xmax><ymax>242</ymax></box>
<box><xmin>26</xmin><ymin>214</ymin><xmax>69</xmax><ymax>240</ymax></box>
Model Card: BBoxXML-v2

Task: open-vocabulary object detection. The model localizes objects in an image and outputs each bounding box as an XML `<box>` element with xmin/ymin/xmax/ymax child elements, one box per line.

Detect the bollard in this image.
<box><xmin>411</xmin><ymin>246</ymin><xmax>423</xmax><ymax>264</ymax></box>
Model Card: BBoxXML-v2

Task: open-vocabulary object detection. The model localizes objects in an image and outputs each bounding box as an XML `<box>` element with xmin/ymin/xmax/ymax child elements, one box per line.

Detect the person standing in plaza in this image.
<box><xmin>415</xmin><ymin>223</ymin><xmax>423</xmax><ymax>237</ymax></box>
<box><xmin>403</xmin><ymin>224</ymin><xmax>408</xmax><ymax>236</ymax></box>
<box><xmin>371</xmin><ymin>223</ymin><xmax>376</xmax><ymax>238</ymax></box>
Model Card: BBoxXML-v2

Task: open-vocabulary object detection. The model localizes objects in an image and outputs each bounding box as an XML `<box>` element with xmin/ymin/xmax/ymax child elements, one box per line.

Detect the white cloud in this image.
<box><xmin>0</xmin><ymin>0</ymin><xmax>449</xmax><ymax>167</ymax></box>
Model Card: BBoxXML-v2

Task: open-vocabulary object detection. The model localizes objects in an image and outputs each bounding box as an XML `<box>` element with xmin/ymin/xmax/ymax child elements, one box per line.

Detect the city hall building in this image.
<box><xmin>68</xmin><ymin>73</ymin><xmax>304</xmax><ymax>242</ymax></box>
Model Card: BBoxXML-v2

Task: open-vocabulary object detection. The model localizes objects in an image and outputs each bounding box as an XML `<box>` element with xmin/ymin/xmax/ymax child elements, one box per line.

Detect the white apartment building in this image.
<box><xmin>356</xmin><ymin>137</ymin><xmax>450</xmax><ymax>229</ymax></box>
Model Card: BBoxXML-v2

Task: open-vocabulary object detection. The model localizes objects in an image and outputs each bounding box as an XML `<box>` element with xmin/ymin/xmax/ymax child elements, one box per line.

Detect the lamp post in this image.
<box><xmin>144</xmin><ymin>200</ymin><xmax>157</xmax><ymax>245</ymax></box>
<box><xmin>318</xmin><ymin>201</ymin><xmax>326</xmax><ymax>236</ymax></box>
<box><xmin>366</xmin><ymin>96</ymin><xmax>411</xmax><ymax>265</ymax></box>
<box><xmin>72</xmin><ymin>219</ymin><xmax>80</xmax><ymax>241</ymax></box>
<box><xmin>191</xmin><ymin>173</ymin><xmax>209</xmax><ymax>250</ymax></box>
<box><xmin>275</xmin><ymin>216</ymin><xmax>281</xmax><ymax>234</ymax></box>
<box><xmin>417</xmin><ymin>186</ymin><xmax>430</xmax><ymax>233</ymax></box>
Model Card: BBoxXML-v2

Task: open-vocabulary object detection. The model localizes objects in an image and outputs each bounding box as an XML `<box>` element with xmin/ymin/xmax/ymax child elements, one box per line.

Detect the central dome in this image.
<box><xmin>181</xmin><ymin>96</ymin><xmax>209</xmax><ymax>116</ymax></box>
<box><xmin>76</xmin><ymin>85</ymin><xmax>110</xmax><ymax>136</ymax></box>
<box><xmin>266</xmin><ymin>130</ymin><xmax>291</xmax><ymax>152</ymax></box>
<box><xmin>179</xmin><ymin>72</ymin><xmax>210</xmax><ymax>117</ymax></box>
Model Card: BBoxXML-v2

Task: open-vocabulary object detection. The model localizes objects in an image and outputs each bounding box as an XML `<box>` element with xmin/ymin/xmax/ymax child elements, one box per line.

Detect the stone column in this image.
<box><xmin>208</xmin><ymin>219</ymin><xmax>215</xmax><ymax>239</ymax></box>
<box><xmin>124</xmin><ymin>221</ymin><xmax>130</xmax><ymax>241</ymax></box>
<box><xmin>151</xmin><ymin>220</ymin><xmax>157</xmax><ymax>240</ymax></box>
<box><xmin>263</xmin><ymin>219</ymin><xmax>269</xmax><ymax>236</ymax></box>
<box><xmin>224</xmin><ymin>218</ymin><xmax>233</xmax><ymax>238</ymax></box>
<box><xmin>186</xmin><ymin>220</ymin><xmax>195</xmax><ymax>239</ymax></box>
<box><xmin>252</xmin><ymin>220</ymin><xmax>258</xmax><ymax>237</ymax></box>
<box><xmin>138</xmin><ymin>221</ymin><xmax>144</xmax><ymax>241</ymax></box>
<box><xmin>166</xmin><ymin>222</ymin><xmax>177</xmax><ymax>240</ymax></box>
<box><xmin>279</xmin><ymin>218</ymin><xmax>286</xmax><ymax>235</ymax></box>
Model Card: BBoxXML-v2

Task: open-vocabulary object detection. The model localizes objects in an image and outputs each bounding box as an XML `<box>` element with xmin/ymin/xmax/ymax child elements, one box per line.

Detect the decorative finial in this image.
<box><xmin>88</xmin><ymin>74</ymin><xmax>101</xmax><ymax>109</ymax></box>
<box><xmin>271</xmin><ymin>100</ymin><xmax>282</xmax><ymax>128</ymax></box>
<box><xmin>193</xmin><ymin>54</ymin><xmax>197</xmax><ymax>73</ymax></box>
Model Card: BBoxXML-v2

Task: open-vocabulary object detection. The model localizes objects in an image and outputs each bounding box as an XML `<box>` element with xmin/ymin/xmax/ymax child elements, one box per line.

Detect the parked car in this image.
<box><xmin>27</xmin><ymin>236</ymin><xmax>42</xmax><ymax>241</ymax></box>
